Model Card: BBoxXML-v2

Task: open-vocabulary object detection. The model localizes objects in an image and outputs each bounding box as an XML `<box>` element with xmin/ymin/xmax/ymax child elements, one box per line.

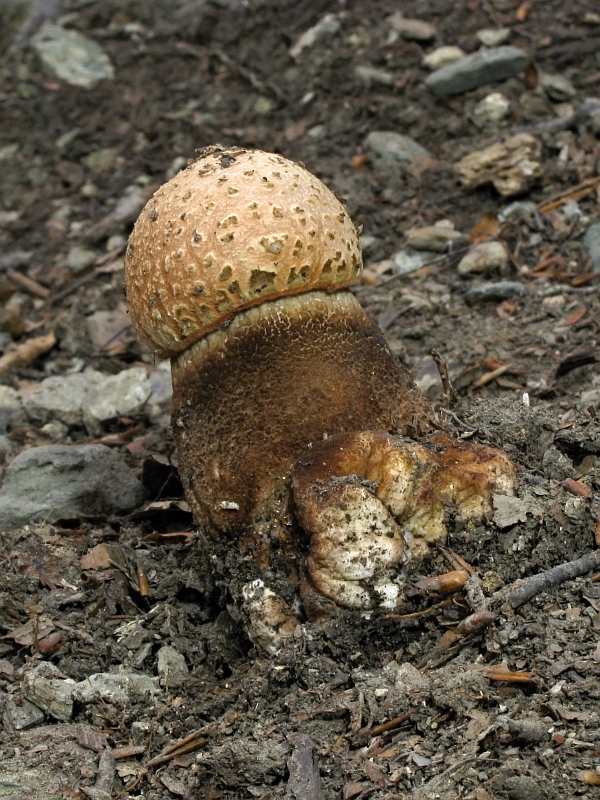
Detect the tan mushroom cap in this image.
<box><xmin>125</xmin><ymin>146</ymin><xmax>363</xmax><ymax>358</ymax></box>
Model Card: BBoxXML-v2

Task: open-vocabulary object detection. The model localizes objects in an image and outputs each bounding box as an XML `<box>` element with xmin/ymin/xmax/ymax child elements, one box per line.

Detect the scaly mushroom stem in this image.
<box><xmin>171</xmin><ymin>290</ymin><xmax>434</xmax><ymax>535</ymax></box>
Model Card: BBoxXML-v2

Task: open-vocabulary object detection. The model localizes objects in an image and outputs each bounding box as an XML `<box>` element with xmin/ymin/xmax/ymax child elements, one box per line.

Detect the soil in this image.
<box><xmin>0</xmin><ymin>1</ymin><xmax>600</xmax><ymax>799</ymax></box>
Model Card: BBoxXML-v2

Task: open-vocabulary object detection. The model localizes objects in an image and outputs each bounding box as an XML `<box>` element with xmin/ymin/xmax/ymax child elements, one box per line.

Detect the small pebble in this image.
<box><xmin>290</xmin><ymin>13</ymin><xmax>340</xmax><ymax>59</ymax></box>
<box><xmin>457</xmin><ymin>241</ymin><xmax>509</xmax><ymax>275</ymax></box>
<box><xmin>582</xmin><ymin>221</ymin><xmax>600</xmax><ymax>272</ymax></box>
<box><xmin>539</xmin><ymin>72</ymin><xmax>576</xmax><ymax>102</ymax></box>
<box><xmin>392</xmin><ymin>249</ymin><xmax>433</xmax><ymax>274</ymax></box>
<box><xmin>464</xmin><ymin>281</ymin><xmax>527</xmax><ymax>304</ymax></box>
<box><xmin>64</xmin><ymin>246</ymin><xmax>97</xmax><ymax>274</ymax></box>
<box><xmin>388</xmin><ymin>13</ymin><xmax>436</xmax><ymax>42</ymax></box>
<box><xmin>425</xmin><ymin>46</ymin><xmax>528</xmax><ymax>97</ymax></box>
<box><xmin>472</xmin><ymin>92</ymin><xmax>511</xmax><ymax>124</ymax></box>
<box><xmin>476</xmin><ymin>28</ymin><xmax>511</xmax><ymax>47</ymax></box>
<box><xmin>364</xmin><ymin>130</ymin><xmax>431</xmax><ymax>170</ymax></box>
<box><xmin>422</xmin><ymin>46</ymin><xmax>465</xmax><ymax>71</ymax></box>
<box><xmin>354</xmin><ymin>65</ymin><xmax>394</xmax><ymax>85</ymax></box>
<box><xmin>406</xmin><ymin>224</ymin><xmax>467</xmax><ymax>253</ymax></box>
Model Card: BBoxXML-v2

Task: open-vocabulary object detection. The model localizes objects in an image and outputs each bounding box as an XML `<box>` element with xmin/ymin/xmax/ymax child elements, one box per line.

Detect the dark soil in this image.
<box><xmin>0</xmin><ymin>1</ymin><xmax>600</xmax><ymax>799</ymax></box>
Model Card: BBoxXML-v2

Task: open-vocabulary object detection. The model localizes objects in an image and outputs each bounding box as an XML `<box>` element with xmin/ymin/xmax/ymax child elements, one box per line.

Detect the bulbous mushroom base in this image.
<box><xmin>291</xmin><ymin>430</ymin><xmax>515</xmax><ymax>617</ymax></box>
<box><xmin>170</xmin><ymin>290</ymin><xmax>434</xmax><ymax>535</ymax></box>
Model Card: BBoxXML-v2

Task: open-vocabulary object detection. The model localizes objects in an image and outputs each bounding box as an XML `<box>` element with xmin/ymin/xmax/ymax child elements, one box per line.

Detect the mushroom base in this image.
<box><xmin>292</xmin><ymin>430</ymin><xmax>515</xmax><ymax>615</ymax></box>
<box><xmin>170</xmin><ymin>290</ymin><xmax>434</xmax><ymax>535</ymax></box>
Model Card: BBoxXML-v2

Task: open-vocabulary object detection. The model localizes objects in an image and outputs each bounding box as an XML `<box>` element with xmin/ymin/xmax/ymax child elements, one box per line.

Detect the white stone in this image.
<box><xmin>422</xmin><ymin>46</ymin><xmax>465</xmax><ymax>71</ymax></box>
<box><xmin>472</xmin><ymin>92</ymin><xmax>511</xmax><ymax>124</ymax></box>
<box><xmin>476</xmin><ymin>28</ymin><xmax>511</xmax><ymax>47</ymax></box>
<box><xmin>457</xmin><ymin>241</ymin><xmax>510</xmax><ymax>275</ymax></box>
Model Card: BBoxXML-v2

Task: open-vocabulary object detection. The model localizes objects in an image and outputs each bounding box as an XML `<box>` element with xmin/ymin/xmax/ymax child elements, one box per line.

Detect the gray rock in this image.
<box><xmin>354</xmin><ymin>65</ymin><xmax>394</xmax><ymax>86</ymax></box>
<box><xmin>539</xmin><ymin>72</ymin><xmax>576</xmax><ymax>102</ymax></box>
<box><xmin>31</xmin><ymin>25</ymin><xmax>114</xmax><ymax>89</ymax></box>
<box><xmin>406</xmin><ymin>224</ymin><xmax>467</xmax><ymax>253</ymax></box>
<box><xmin>0</xmin><ymin>385</ymin><xmax>22</xmax><ymax>410</ymax></box>
<box><xmin>422</xmin><ymin>46</ymin><xmax>465</xmax><ymax>71</ymax></box>
<box><xmin>82</xmin><ymin>147</ymin><xmax>119</xmax><ymax>174</ymax></box>
<box><xmin>86</xmin><ymin>308</ymin><xmax>131</xmax><ymax>352</ymax></box>
<box><xmin>542</xmin><ymin>446</ymin><xmax>573</xmax><ymax>481</ymax></box>
<box><xmin>364</xmin><ymin>131</ymin><xmax>431</xmax><ymax>170</ymax></box>
<box><xmin>21</xmin><ymin>663</ymin><xmax>75</xmax><ymax>722</ymax></box>
<box><xmin>498</xmin><ymin>775</ymin><xmax>546</xmax><ymax>800</ymax></box>
<box><xmin>0</xmin><ymin>385</ymin><xmax>23</xmax><ymax>437</ymax></box>
<box><xmin>147</xmin><ymin>363</ymin><xmax>173</xmax><ymax>420</ymax></box>
<box><xmin>463</xmin><ymin>281</ymin><xmax>527</xmax><ymax>304</ymax></box>
<box><xmin>472</xmin><ymin>91</ymin><xmax>511</xmax><ymax>124</ymax></box>
<box><xmin>1</xmin><ymin>695</ymin><xmax>46</xmax><ymax>731</ymax></box>
<box><xmin>388</xmin><ymin>13</ymin><xmax>436</xmax><ymax>41</ymax></box>
<box><xmin>24</xmin><ymin>372</ymin><xmax>93</xmax><ymax>427</ymax></box>
<box><xmin>289</xmin><ymin>13</ymin><xmax>340</xmax><ymax>59</ymax></box>
<box><xmin>493</xmin><ymin>494</ymin><xmax>542</xmax><ymax>528</ymax></box>
<box><xmin>425</xmin><ymin>46</ymin><xmax>528</xmax><ymax>97</ymax></box>
<box><xmin>73</xmin><ymin>672</ymin><xmax>159</xmax><ymax>705</ymax></box>
<box><xmin>0</xmin><ymin>435</ymin><xmax>16</xmax><ymax>458</ymax></box>
<box><xmin>476</xmin><ymin>28</ymin><xmax>510</xmax><ymax>47</ymax></box>
<box><xmin>83</xmin><ymin>368</ymin><xmax>152</xmax><ymax>434</ymax></box>
<box><xmin>65</xmin><ymin>246</ymin><xmax>97</xmax><ymax>273</ymax></box>
<box><xmin>583</xmin><ymin>221</ymin><xmax>600</xmax><ymax>272</ymax></box>
<box><xmin>392</xmin><ymin>249</ymin><xmax>433</xmax><ymax>275</ymax></box>
<box><xmin>457</xmin><ymin>241</ymin><xmax>509</xmax><ymax>274</ymax></box>
<box><xmin>24</xmin><ymin>368</ymin><xmax>152</xmax><ymax>433</ymax></box>
<box><xmin>157</xmin><ymin>646</ymin><xmax>189</xmax><ymax>688</ymax></box>
<box><xmin>0</xmin><ymin>444</ymin><xmax>146</xmax><ymax>528</ymax></box>
<box><xmin>498</xmin><ymin>200</ymin><xmax>537</xmax><ymax>221</ymax></box>
<box><xmin>591</xmin><ymin>108</ymin><xmax>600</xmax><ymax>135</ymax></box>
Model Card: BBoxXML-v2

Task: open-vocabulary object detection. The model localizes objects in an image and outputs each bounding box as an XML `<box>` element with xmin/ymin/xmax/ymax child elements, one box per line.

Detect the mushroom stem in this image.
<box><xmin>170</xmin><ymin>289</ymin><xmax>434</xmax><ymax>534</ymax></box>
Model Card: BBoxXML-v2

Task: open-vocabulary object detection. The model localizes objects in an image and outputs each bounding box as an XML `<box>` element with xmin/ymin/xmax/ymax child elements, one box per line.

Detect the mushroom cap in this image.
<box><xmin>125</xmin><ymin>146</ymin><xmax>363</xmax><ymax>358</ymax></box>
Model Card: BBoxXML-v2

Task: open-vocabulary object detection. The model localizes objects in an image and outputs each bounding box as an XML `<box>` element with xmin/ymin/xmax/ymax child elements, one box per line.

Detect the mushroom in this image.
<box><xmin>125</xmin><ymin>145</ymin><xmax>515</xmax><ymax>622</ymax></box>
<box><xmin>125</xmin><ymin>146</ymin><xmax>434</xmax><ymax>537</ymax></box>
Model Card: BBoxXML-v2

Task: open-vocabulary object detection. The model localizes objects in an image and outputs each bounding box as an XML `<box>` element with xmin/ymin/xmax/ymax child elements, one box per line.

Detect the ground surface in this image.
<box><xmin>0</xmin><ymin>1</ymin><xmax>600</xmax><ymax>798</ymax></box>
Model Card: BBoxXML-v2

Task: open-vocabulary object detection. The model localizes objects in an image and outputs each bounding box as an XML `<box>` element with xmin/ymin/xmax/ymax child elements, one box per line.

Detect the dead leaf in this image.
<box><xmin>81</xmin><ymin>544</ymin><xmax>111</xmax><ymax>570</ymax></box>
<box><xmin>76</xmin><ymin>726</ymin><xmax>108</xmax><ymax>752</ymax></box>
<box><xmin>343</xmin><ymin>781</ymin><xmax>364</xmax><ymax>800</ymax></box>
<box><xmin>285</xmin><ymin>120</ymin><xmax>307</xmax><ymax>142</ymax></box>
<box><xmin>516</xmin><ymin>1</ymin><xmax>531</xmax><ymax>21</ymax></box>
<box><xmin>351</xmin><ymin>154</ymin><xmax>369</xmax><ymax>171</ymax></box>
<box><xmin>465</xmin><ymin>710</ymin><xmax>491</xmax><ymax>740</ymax></box>
<box><xmin>469</xmin><ymin>211</ymin><xmax>500</xmax><ymax>244</ymax></box>
<box><xmin>560</xmin><ymin>308</ymin><xmax>586</xmax><ymax>326</ymax></box>
<box><xmin>363</xmin><ymin>760</ymin><xmax>386</xmax><ymax>786</ymax></box>
<box><xmin>5</xmin><ymin>615</ymin><xmax>56</xmax><ymax>646</ymax></box>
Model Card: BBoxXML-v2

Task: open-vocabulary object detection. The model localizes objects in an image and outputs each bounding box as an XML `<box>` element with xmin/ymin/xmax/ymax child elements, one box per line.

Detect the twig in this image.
<box><xmin>6</xmin><ymin>268</ymin><xmax>49</xmax><ymax>299</ymax></box>
<box><xmin>369</xmin><ymin>708</ymin><xmax>420</xmax><ymax>736</ymax></box>
<box><xmin>44</xmin><ymin>268</ymin><xmax>100</xmax><ymax>307</ymax></box>
<box><xmin>472</xmin><ymin>665</ymin><xmax>536</xmax><ymax>683</ymax></box>
<box><xmin>472</xmin><ymin>363</ymin><xmax>511</xmax><ymax>389</ymax></box>
<box><xmin>387</xmin><ymin>597</ymin><xmax>453</xmax><ymax>619</ymax></box>
<box><xmin>431</xmin><ymin>349</ymin><xmax>459</xmax><ymax>408</ymax></box>
<box><xmin>362</xmin><ymin>246</ymin><xmax>472</xmax><ymax>290</ymax></box>
<box><xmin>508</xmin><ymin>550</ymin><xmax>600</xmax><ymax>609</ymax></box>
<box><xmin>537</xmin><ymin>176</ymin><xmax>600</xmax><ymax>213</ymax></box>
<box><xmin>146</xmin><ymin>730</ymin><xmax>209</xmax><ymax>768</ymax></box>
<box><xmin>438</xmin><ymin>408</ymin><xmax>477</xmax><ymax>433</ymax></box>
